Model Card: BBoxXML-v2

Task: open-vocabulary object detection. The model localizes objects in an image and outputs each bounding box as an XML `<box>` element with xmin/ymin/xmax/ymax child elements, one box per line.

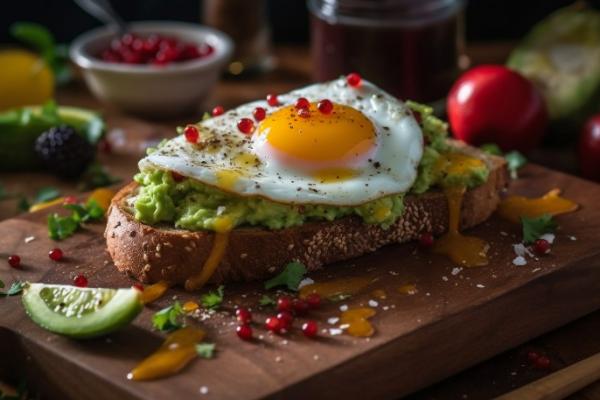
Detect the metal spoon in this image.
<box><xmin>73</xmin><ymin>0</ymin><xmax>128</xmax><ymax>34</ymax></box>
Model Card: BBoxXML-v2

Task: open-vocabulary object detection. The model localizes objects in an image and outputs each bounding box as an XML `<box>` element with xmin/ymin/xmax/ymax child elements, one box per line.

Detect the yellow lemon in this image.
<box><xmin>0</xmin><ymin>49</ymin><xmax>54</xmax><ymax>111</ymax></box>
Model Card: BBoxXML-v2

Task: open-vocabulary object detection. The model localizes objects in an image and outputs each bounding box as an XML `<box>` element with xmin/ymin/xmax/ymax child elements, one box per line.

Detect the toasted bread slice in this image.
<box><xmin>105</xmin><ymin>144</ymin><xmax>508</xmax><ymax>287</ymax></box>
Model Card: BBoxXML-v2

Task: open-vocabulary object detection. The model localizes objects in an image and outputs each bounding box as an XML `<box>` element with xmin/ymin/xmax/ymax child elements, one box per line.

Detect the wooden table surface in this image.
<box><xmin>1</xmin><ymin>44</ymin><xmax>598</xmax><ymax>399</ymax></box>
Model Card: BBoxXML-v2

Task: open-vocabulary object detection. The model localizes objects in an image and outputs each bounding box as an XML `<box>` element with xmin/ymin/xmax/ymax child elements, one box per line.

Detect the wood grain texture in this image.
<box><xmin>1</xmin><ymin>165</ymin><xmax>600</xmax><ymax>400</ymax></box>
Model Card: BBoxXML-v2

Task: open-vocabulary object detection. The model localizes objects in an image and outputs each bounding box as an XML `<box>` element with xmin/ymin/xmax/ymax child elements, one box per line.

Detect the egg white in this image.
<box><xmin>139</xmin><ymin>78</ymin><xmax>424</xmax><ymax>206</ymax></box>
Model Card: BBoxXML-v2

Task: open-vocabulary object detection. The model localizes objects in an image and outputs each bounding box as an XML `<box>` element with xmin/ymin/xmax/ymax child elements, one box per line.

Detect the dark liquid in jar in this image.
<box><xmin>311</xmin><ymin>11</ymin><xmax>461</xmax><ymax>102</ymax></box>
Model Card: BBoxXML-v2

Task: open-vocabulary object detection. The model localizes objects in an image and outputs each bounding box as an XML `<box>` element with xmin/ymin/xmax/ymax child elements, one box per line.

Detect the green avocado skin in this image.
<box><xmin>507</xmin><ymin>5</ymin><xmax>600</xmax><ymax>140</ymax></box>
<box><xmin>0</xmin><ymin>106</ymin><xmax>104</xmax><ymax>171</ymax></box>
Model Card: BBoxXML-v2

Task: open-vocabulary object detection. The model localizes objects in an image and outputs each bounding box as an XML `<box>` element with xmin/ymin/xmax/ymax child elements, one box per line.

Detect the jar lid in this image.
<box><xmin>309</xmin><ymin>0</ymin><xmax>464</xmax><ymax>26</ymax></box>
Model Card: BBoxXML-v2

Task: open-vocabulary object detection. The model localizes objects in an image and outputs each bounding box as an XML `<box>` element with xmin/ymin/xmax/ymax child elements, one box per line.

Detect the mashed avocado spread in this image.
<box><xmin>133</xmin><ymin>102</ymin><xmax>489</xmax><ymax>232</ymax></box>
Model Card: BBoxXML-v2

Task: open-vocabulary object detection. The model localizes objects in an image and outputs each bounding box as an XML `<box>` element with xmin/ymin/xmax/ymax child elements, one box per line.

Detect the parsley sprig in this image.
<box><xmin>152</xmin><ymin>301</ymin><xmax>184</xmax><ymax>332</ymax></box>
<box><xmin>201</xmin><ymin>285</ymin><xmax>224</xmax><ymax>309</ymax></box>
<box><xmin>480</xmin><ymin>143</ymin><xmax>527</xmax><ymax>179</ymax></box>
<box><xmin>521</xmin><ymin>214</ymin><xmax>557</xmax><ymax>244</ymax></box>
<box><xmin>258</xmin><ymin>294</ymin><xmax>276</xmax><ymax>307</ymax></box>
<box><xmin>47</xmin><ymin>199</ymin><xmax>105</xmax><ymax>240</ymax></box>
<box><xmin>195</xmin><ymin>343</ymin><xmax>216</xmax><ymax>359</ymax></box>
<box><xmin>264</xmin><ymin>262</ymin><xmax>307</xmax><ymax>291</ymax></box>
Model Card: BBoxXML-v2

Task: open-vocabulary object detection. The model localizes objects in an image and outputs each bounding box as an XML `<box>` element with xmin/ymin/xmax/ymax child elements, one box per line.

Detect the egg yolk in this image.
<box><xmin>258</xmin><ymin>103</ymin><xmax>376</xmax><ymax>164</ymax></box>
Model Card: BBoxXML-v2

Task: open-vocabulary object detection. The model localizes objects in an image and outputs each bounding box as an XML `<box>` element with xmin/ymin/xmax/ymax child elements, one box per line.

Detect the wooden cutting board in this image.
<box><xmin>1</xmin><ymin>164</ymin><xmax>599</xmax><ymax>400</ymax></box>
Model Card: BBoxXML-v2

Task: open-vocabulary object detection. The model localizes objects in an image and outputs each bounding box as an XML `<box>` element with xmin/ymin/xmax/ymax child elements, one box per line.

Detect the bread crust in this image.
<box><xmin>105</xmin><ymin>147</ymin><xmax>508</xmax><ymax>288</ymax></box>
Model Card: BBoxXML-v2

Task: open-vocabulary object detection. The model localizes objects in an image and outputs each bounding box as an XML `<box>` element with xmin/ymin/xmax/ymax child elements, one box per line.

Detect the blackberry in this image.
<box><xmin>34</xmin><ymin>125</ymin><xmax>95</xmax><ymax>179</ymax></box>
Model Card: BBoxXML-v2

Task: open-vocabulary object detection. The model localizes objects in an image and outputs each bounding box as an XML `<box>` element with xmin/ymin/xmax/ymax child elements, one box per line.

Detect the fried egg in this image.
<box><xmin>139</xmin><ymin>77</ymin><xmax>424</xmax><ymax>206</ymax></box>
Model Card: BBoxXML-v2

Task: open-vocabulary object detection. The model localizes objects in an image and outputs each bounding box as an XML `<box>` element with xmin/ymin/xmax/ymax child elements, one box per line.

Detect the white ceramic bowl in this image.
<box><xmin>70</xmin><ymin>21</ymin><xmax>233</xmax><ymax>117</ymax></box>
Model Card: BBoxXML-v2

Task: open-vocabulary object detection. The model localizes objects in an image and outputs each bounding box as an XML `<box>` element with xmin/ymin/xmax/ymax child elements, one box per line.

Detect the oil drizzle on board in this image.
<box><xmin>371</xmin><ymin>289</ymin><xmax>387</xmax><ymax>300</ymax></box>
<box><xmin>185</xmin><ymin>217</ymin><xmax>233</xmax><ymax>291</ymax></box>
<box><xmin>397</xmin><ymin>284</ymin><xmax>418</xmax><ymax>295</ymax></box>
<box><xmin>127</xmin><ymin>326</ymin><xmax>205</xmax><ymax>381</ymax></box>
<box><xmin>299</xmin><ymin>276</ymin><xmax>374</xmax><ymax>300</ymax></box>
<box><xmin>140</xmin><ymin>281</ymin><xmax>170</xmax><ymax>305</ymax></box>
<box><xmin>498</xmin><ymin>188</ymin><xmax>579</xmax><ymax>223</ymax></box>
<box><xmin>433</xmin><ymin>186</ymin><xmax>489</xmax><ymax>267</ymax></box>
<box><xmin>340</xmin><ymin>307</ymin><xmax>376</xmax><ymax>337</ymax></box>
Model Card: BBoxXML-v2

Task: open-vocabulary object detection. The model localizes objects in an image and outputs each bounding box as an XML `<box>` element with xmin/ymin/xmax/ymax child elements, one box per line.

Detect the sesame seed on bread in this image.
<box><xmin>105</xmin><ymin>143</ymin><xmax>508</xmax><ymax>289</ymax></box>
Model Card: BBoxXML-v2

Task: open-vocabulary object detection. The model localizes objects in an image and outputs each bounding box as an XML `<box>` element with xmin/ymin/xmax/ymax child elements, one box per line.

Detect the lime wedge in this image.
<box><xmin>22</xmin><ymin>283</ymin><xmax>143</xmax><ymax>339</ymax></box>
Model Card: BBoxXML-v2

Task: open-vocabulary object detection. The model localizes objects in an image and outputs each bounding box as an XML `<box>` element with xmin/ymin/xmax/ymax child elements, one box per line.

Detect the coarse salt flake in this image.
<box><xmin>512</xmin><ymin>256</ymin><xmax>527</xmax><ymax>266</ymax></box>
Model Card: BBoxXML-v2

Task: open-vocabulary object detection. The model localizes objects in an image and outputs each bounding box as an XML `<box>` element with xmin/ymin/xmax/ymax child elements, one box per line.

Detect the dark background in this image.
<box><xmin>1</xmin><ymin>0</ymin><xmax>597</xmax><ymax>45</ymax></box>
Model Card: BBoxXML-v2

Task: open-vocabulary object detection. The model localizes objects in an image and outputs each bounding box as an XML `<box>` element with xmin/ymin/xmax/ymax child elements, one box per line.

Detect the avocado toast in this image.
<box><xmin>105</xmin><ymin>77</ymin><xmax>508</xmax><ymax>290</ymax></box>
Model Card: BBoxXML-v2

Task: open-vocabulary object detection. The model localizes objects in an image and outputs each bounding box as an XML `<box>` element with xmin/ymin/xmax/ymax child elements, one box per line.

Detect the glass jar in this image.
<box><xmin>308</xmin><ymin>0</ymin><xmax>465</xmax><ymax>103</ymax></box>
<box><xmin>203</xmin><ymin>0</ymin><xmax>273</xmax><ymax>76</ymax></box>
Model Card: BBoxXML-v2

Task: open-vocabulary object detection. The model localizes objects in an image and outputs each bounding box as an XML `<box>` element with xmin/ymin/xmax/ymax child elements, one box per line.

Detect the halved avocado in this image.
<box><xmin>22</xmin><ymin>283</ymin><xmax>142</xmax><ymax>339</ymax></box>
<box><xmin>0</xmin><ymin>105</ymin><xmax>105</xmax><ymax>171</ymax></box>
<box><xmin>507</xmin><ymin>4</ymin><xmax>600</xmax><ymax>139</ymax></box>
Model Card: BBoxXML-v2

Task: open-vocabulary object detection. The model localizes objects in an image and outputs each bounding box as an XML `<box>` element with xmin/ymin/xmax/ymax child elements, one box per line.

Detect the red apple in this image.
<box><xmin>579</xmin><ymin>114</ymin><xmax>600</xmax><ymax>182</ymax></box>
<box><xmin>447</xmin><ymin>65</ymin><xmax>548</xmax><ymax>153</ymax></box>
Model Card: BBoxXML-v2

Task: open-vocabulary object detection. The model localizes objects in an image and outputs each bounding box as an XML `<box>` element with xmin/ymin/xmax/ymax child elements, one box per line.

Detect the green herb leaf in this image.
<box><xmin>0</xmin><ymin>280</ymin><xmax>4</xmax><ymax>289</ymax></box>
<box><xmin>78</xmin><ymin>163</ymin><xmax>121</xmax><ymax>191</ymax></box>
<box><xmin>64</xmin><ymin>200</ymin><xmax>104</xmax><ymax>223</ymax></box>
<box><xmin>47</xmin><ymin>213</ymin><xmax>79</xmax><ymax>240</ymax></box>
<box><xmin>152</xmin><ymin>301</ymin><xmax>184</xmax><ymax>332</ymax></box>
<box><xmin>10</xmin><ymin>22</ymin><xmax>54</xmax><ymax>54</ymax></box>
<box><xmin>195</xmin><ymin>343</ymin><xmax>216</xmax><ymax>359</ymax></box>
<box><xmin>40</xmin><ymin>100</ymin><xmax>60</xmax><ymax>124</ymax></box>
<box><xmin>522</xmin><ymin>214</ymin><xmax>557</xmax><ymax>244</ymax></box>
<box><xmin>480</xmin><ymin>143</ymin><xmax>503</xmax><ymax>156</ymax></box>
<box><xmin>10</xmin><ymin>22</ymin><xmax>71</xmax><ymax>86</ymax></box>
<box><xmin>258</xmin><ymin>294</ymin><xmax>276</xmax><ymax>307</ymax></box>
<box><xmin>7</xmin><ymin>281</ymin><xmax>24</xmax><ymax>296</ymax></box>
<box><xmin>84</xmin><ymin>199</ymin><xmax>105</xmax><ymax>221</ymax></box>
<box><xmin>264</xmin><ymin>262</ymin><xmax>307</xmax><ymax>291</ymax></box>
<box><xmin>505</xmin><ymin>151</ymin><xmax>527</xmax><ymax>179</ymax></box>
<box><xmin>17</xmin><ymin>196</ymin><xmax>30</xmax><ymax>212</ymax></box>
<box><xmin>34</xmin><ymin>187</ymin><xmax>60</xmax><ymax>204</ymax></box>
<box><xmin>0</xmin><ymin>281</ymin><xmax>24</xmax><ymax>297</ymax></box>
<box><xmin>49</xmin><ymin>200</ymin><xmax>106</xmax><ymax>240</ymax></box>
<box><xmin>201</xmin><ymin>285</ymin><xmax>224</xmax><ymax>309</ymax></box>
